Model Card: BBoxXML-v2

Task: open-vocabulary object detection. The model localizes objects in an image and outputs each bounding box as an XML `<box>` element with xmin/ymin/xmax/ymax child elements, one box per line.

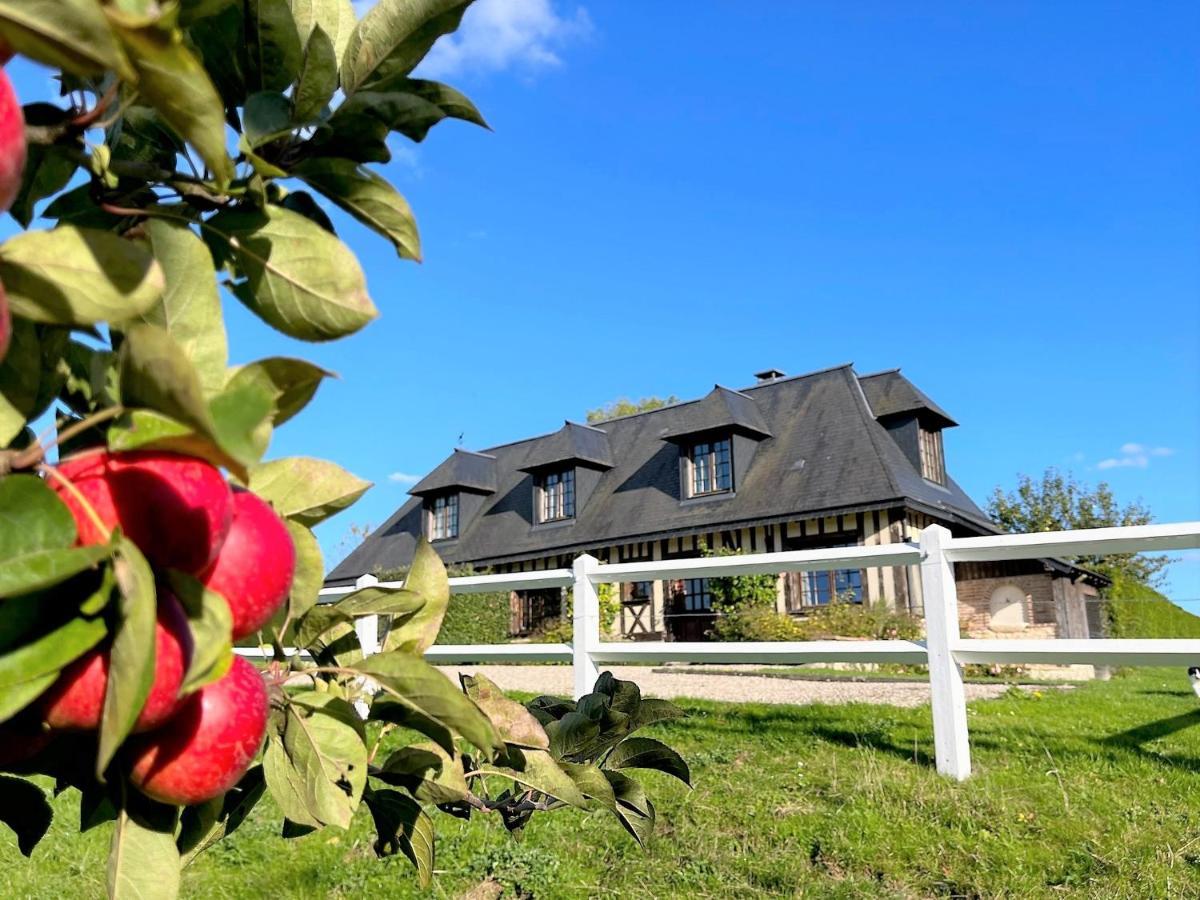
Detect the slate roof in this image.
<box><xmin>328</xmin><ymin>365</ymin><xmax>1000</xmax><ymax>582</ymax></box>
<box><xmin>407</xmin><ymin>448</ymin><xmax>497</xmax><ymax>496</ymax></box>
<box><xmin>518</xmin><ymin>421</ymin><xmax>614</xmax><ymax>472</ymax></box>
<box><xmin>859</xmin><ymin>369</ymin><xmax>957</xmax><ymax>427</ymax></box>
<box><xmin>659</xmin><ymin>385</ymin><xmax>772</xmax><ymax>441</ymax></box>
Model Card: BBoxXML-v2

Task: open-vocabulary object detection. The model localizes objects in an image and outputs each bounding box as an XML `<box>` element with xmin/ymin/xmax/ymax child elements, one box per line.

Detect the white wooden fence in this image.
<box><xmin>297</xmin><ymin>521</ymin><xmax>1200</xmax><ymax>781</ymax></box>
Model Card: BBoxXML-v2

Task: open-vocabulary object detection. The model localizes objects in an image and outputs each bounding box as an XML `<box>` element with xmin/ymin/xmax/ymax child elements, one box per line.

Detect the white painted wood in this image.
<box><xmin>572</xmin><ymin>554</ymin><xmax>602</xmax><ymax>699</ymax></box>
<box><xmin>920</xmin><ymin>525</ymin><xmax>972</xmax><ymax>781</ymax></box>
<box><xmin>318</xmin><ymin>569</ymin><xmax>573</xmax><ymax>598</ymax></box>
<box><xmin>591</xmin><ymin>640</ymin><xmax>928</xmax><ymax>664</ymax></box>
<box><xmin>943</xmin><ymin>521</ymin><xmax>1200</xmax><ymax>562</ymax></box>
<box><xmin>595</xmin><ymin>543</ymin><xmax>921</xmax><ymax>582</ymax></box>
<box><xmin>353</xmin><ymin>573</ymin><xmax>381</xmax><ymax>655</ymax></box>
<box><xmin>425</xmin><ymin>643</ymin><xmax>573</xmax><ymax>663</ymax></box>
<box><xmin>953</xmin><ymin>639</ymin><xmax>1200</xmax><ymax>667</ymax></box>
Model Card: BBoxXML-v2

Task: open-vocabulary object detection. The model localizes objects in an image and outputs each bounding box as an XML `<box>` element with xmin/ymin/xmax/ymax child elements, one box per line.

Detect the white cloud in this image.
<box><xmin>388</xmin><ymin>471</ymin><xmax>421</xmax><ymax>484</ymax></box>
<box><xmin>415</xmin><ymin>0</ymin><xmax>592</xmax><ymax>79</ymax></box>
<box><xmin>1095</xmin><ymin>443</ymin><xmax>1175</xmax><ymax>470</ymax></box>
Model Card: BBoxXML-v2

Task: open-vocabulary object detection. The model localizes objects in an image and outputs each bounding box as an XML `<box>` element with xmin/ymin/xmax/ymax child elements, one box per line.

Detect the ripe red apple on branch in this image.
<box><xmin>40</xmin><ymin>591</ymin><xmax>193</xmax><ymax>732</ymax></box>
<box><xmin>128</xmin><ymin>654</ymin><xmax>268</xmax><ymax>806</ymax></box>
<box><xmin>201</xmin><ymin>489</ymin><xmax>296</xmax><ymax>640</ymax></box>
<box><xmin>0</xmin><ymin>52</ymin><xmax>24</xmax><ymax>363</ymax></box>
<box><xmin>53</xmin><ymin>449</ymin><xmax>234</xmax><ymax>575</ymax></box>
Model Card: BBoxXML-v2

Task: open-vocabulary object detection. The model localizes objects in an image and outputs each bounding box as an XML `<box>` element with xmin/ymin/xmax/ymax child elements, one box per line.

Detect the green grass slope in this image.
<box><xmin>7</xmin><ymin>668</ymin><xmax>1200</xmax><ymax>898</ymax></box>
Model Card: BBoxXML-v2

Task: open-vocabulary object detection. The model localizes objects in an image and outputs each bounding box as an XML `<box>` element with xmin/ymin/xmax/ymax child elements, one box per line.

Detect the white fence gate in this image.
<box><xmin>292</xmin><ymin>522</ymin><xmax>1200</xmax><ymax>780</ymax></box>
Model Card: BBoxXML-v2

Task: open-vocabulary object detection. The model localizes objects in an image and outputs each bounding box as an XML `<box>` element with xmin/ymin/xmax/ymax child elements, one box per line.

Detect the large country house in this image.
<box><xmin>328</xmin><ymin>365</ymin><xmax>1106</xmax><ymax>642</ymax></box>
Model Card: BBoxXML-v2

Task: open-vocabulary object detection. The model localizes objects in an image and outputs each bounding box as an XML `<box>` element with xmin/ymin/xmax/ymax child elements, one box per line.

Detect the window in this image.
<box><xmin>919</xmin><ymin>427</ymin><xmax>945</xmax><ymax>484</ymax></box>
<box><xmin>429</xmin><ymin>492</ymin><xmax>458</xmax><ymax>540</ymax></box>
<box><xmin>689</xmin><ymin>437</ymin><xmax>732</xmax><ymax>496</ymax></box>
<box><xmin>793</xmin><ymin>568</ymin><xmax>863</xmax><ymax>607</ymax></box>
<box><xmin>624</xmin><ymin>581</ymin><xmax>653</xmax><ymax>603</ymax></box>
<box><xmin>681</xmin><ymin>578</ymin><xmax>714</xmax><ymax>612</ymax></box>
<box><xmin>538</xmin><ymin>467</ymin><xmax>575</xmax><ymax>522</ymax></box>
<box><xmin>512</xmin><ymin>588</ymin><xmax>563</xmax><ymax>636</ymax></box>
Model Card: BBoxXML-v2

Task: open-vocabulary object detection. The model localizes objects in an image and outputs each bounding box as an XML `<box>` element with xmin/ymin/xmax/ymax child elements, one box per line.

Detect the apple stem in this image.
<box><xmin>38</xmin><ymin>463</ymin><xmax>113</xmax><ymax>542</ymax></box>
<box><xmin>10</xmin><ymin>405</ymin><xmax>125</xmax><ymax>471</ymax></box>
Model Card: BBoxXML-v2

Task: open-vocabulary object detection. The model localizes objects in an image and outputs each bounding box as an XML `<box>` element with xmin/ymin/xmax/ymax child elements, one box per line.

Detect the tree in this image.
<box><xmin>586</xmin><ymin>395</ymin><xmax>679</xmax><ymax>423</ymax></box>
<box><xmin>0</xmin><ymin>2</ymin><xmax>687</xmax><ymax>895</ymax></box>
<box><xmin>987</xmin><ymin>468</ymin><xmax>1168</xmax><ymax>587</ymax></box>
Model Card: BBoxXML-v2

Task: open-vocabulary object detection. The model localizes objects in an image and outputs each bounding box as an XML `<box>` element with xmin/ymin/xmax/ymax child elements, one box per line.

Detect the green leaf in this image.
<box><xmin>290</xmin><ymin>0</ymin><xmax>356</xmax><ymax>61</ymax></box>
<box><xmin>165</xmin><ymin>571</ymin><xmax>233</xmax><ymax>694</ymax></box>
<box><xmin>243</xmin><ymin>91</ymin><xmax>295</xmax><ymax>149</ymax></box>
<box><xmin>110</xmin><ymin>105</ymin><xmax>189</xmax><ymax>171</ymax></box>
<box><xmin>0</xmin><ymin>227</ymin><xmax>165</xmax><ymax>327</ymax></box>
<box><xmin>58</xmin><ymin>339</ymin><xmax>119</xmax><ymax>418</ymax></box>
<box><xmin>364</xmin><ymin>788</ymin><xmax>434</xmax><ymax>885</ymax></box>
<box><xmin>375</xmin><ymin>741</ymin><xmax>469</xmax><ymax>805</ymax></box>
<box><xmin>476</xmin><ymin>746</ymin><xmax>588</xmax><ymax>809</ymax></box>
<box><xmin>368</xmin><ymin>699</ymin><xmax>455</xmax><ymax>758</ymax></box>
<box><xmin>105</xmin><ymin>6</ymin><xmax>235</xmax><ymax>186</ymax></box>
<box><xmin>352</xmin><ymin>651</ymin><xmax>503</xmax><ymax>758</ymax></box>
<box><xmin>630</xmin><ymin>698</ymin><xmax>687</xmax><ymax>732</ymax></box>
<box><xmin>558</xmin><ymin>761</ymin><xmax>617</xmax><ymax>813</ymax></box>
<box><xmin>263</xmin><ymin>694</ymin><xmax>368</xmax><ymax>829</ymax></box>
<box><xmin>379</xmin><ymin>538</ymin><xmax>448</xmax><ymax>654</ymax></box>
<box><xmin>0</xmin><ymin>474</ymin><xmax>77</xmax><ymax>559</ymax></box>
<box><xmin>460</xmin><ymin>673</ymin><xmax>549</xmax><ymax>750</ymax></box>
<box><xmin>0</xmin><ymin>0</ymin><xmax>134</xmax><ymax>80</ymax></box>
<box><xmin>293</xmin><ymin>604</ymin><xmax>353</xmax><ymax>650</ymax></box>
<box><xmin>11</xmin><ymin>144</ymin><xmax>78</xmax><ymax>228</ymax></box>
<box><xmin>204</xmin><ymin>205</ymin><xmax>377</xmax><ymax>342</ymax></box>
<box><xmin>107</xmin><ymin>795</ymin><xmax>180</xmax><ymax>900</ymax></box>
<box><xmin>284</xmin><ymin>521</ymin><xmax>323</xmax><ymax>622</ymax></box>
<box><xmin>545</xmin><ymin>711</ymin><xmax>600</xmax><ymax>760</ymax></box>
<box><xmin>97</xmin><ymin>537</ymin><xmax>158</xmax><ymax>778</ymax></box>
<box><xmin>292</xmin><ymin>157</ymin><xmax>420</xmax><ymax>260</ymax></box>
<box><xmin>139</xmin><ymin>219</ymin><xmax>228</xmax><ymax>396</ymax></box>
<box><xmin>184</xmin><ymin>3</ymin><xmax>247</xmax><ymax>114</ymax></box>
<box><xmin>602</xmin><ymin>769</ymin><xmax>655</xmax><ymax>846</ymax></box>
<box><xmin>224</xmin><ymin>357</ymin><xmax>332</xmax><ymax>427</ymax></box>
<box><xmin>0</xmin><ymin>776</ymin><xmax>52</xmax><ymax>856</ymax></box>
<box><xmin>177</xmin><ymin>765</ymin><xmax>265</xmax><ymax>865</ymax></box>
<box><xmin>0</xmin><ymin>543</ymin><xmax>111</xmax><ymax>600</ymax></box>
<box><xmin>594</xmin><ymin>671</ymin><xmax>642</xmax><ymax>717</ymax></box>
<box><xmin>336</xmin><ymin>584</ymin><xmax>425</xmax><ymax>617</ymax></box>
<box><xmin>606</xmin><ymin>737</ymin><xmax>691</xmax><ymax>787</ymax></box>
<box><xmin>341</xmin><ymin>0</ymin><xmax>472</xmax><ymax>95</ymax></box>
<box><xmin>246</xmin><ymin>0</ymin><xmax>303</xmax><ymax>93</ymax></box>
<box><xmin>118</xmin><ymin>322</ymin><xmax>217</xmax><ymax>438</ymax></box>
<box><xmin>292</xmin><ymin>25</ymin><xmax>337</xmax><ymax>121</ymax></box>
<box><xmin>247</xmin><ymin>456</ymin><xmax>370</xmax><ymax>526</ymax></box>
<box><xmin>0</xmin><ymin>319</ymin><xmax>44</xmax><ymax>446</ymax></box>
<box><xmin>325</xmin><ymin>84</ymin><xmax>481</xmax><ymax>148</ymax></box>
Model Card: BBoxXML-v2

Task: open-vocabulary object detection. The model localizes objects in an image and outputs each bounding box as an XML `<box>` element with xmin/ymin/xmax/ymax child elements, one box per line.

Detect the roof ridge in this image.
<box><xmin>857</xmin><ymin>367</ymin><xmax>901</xmax><ymax>379</ymax></box>
<box><xmin>738</xmin><ymin>362</ymin><xmax>855</xmax><ymax>392</ymax></box>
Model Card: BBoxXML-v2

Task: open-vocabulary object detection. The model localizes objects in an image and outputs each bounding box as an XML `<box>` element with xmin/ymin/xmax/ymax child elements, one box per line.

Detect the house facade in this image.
<box><xmin>328</xmin><ymin>365</ymin><xmax>1106</xmax><ymax>642</ymax></box>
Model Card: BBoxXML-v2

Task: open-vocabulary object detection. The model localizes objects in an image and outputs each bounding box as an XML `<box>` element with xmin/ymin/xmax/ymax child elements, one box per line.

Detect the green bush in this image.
<box><xmin>377</xmin><ymin>564</ymin><xmax>512</xmax><ymax>645</ymax></box>
<box><xmin>1105</xmin><ymin>574</ymin><xmax>1200</xmax><ymax>638</ymax></box>
<box><xmin>714</xmin><ymin>601</ymin><xmax>923</xmax><ymax>643</ymax></box>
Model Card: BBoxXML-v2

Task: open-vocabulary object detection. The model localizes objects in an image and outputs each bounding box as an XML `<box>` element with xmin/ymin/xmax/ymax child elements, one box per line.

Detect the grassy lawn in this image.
<box><xmin>5</xmin><ymin>667</ymin><xmax>1200</xmax><ymax>898</ymax></box>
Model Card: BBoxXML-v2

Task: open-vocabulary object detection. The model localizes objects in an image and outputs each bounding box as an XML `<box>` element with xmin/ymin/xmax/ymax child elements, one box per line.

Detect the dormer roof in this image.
<box><xmin>408</xmin><ymin>449</ymin><xmax>498</xmax><ymax>496</ymax></box>
<box><xmin>658</xmin><ymin>385</ymin><xmax>772</xmax><ymax>442</ymax></box>
<box><xmin>858</xmin><ymin>369</ymin><xmax>957</xmax><ymax>428</ymax></box>
<box><xmin>518</xmin><ymin>421</ymin><xmax>614</xmax><ymax>473</ymax></box>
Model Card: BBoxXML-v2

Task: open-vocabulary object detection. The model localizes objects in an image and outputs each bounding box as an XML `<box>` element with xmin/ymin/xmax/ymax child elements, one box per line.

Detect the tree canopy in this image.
<box><xmin>987</xmin><ymin>468</ymin><xmax>1167</xmax><ymax>588</ymax></box>
<box><xmin>586</xmin><ymin>395</ymin><xmax>679</xmax><ymax>424</ymax></box>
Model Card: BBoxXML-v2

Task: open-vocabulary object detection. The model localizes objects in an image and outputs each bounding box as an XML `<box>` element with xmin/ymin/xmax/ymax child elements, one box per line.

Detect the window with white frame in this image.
<box><xmin>429</xmin><ymin>492</ymin><xmax>459</xmax><ymax>540</ymax></box>
<box><xmin>538</xmin><ymin>467</ymin><xmax>575</xmax><ymax>522</ymax></box>
<box><xmin>688</xmin><ymin>437</ymin><xmax>732</xmax><ymax>496</ymax></box>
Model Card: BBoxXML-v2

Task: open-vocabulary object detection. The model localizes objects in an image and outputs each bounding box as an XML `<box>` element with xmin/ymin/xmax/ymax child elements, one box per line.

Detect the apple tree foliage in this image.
<box><xmin>0</xmin><ymin>1</ymin><xmax>690</xmax><ymax>895</ymax></box>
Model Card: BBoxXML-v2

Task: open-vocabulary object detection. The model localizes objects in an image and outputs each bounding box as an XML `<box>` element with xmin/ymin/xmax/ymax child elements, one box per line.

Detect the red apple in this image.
<box><xmin>53</xmin><ymin>449</ymin><xmax>234</xmax><ymax>575</ymax></box>
<box><xmin>41</xmin><ymin>592</ymin><xmax>193</xmax><ymax>733</ymax></box>
<box><xmin>0</xmin><ymin>65</ymin><xmax>24</xmax><ymax>214</ymax></box>
<box><xmin>127</xmin><ymin>655</ymin><xmax>267</xmax><ymax>806</ymax></box>
<box><xmin>201</xmin><ymin>489</ymin><xmax>296</xmax><ymax>640</ymax></box>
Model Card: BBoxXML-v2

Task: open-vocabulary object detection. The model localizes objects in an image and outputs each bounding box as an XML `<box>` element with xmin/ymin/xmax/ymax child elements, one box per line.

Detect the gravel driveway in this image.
<box><xmin>436</xmin><ymin>664</ymin><xmax>1023</xmax><ymax>707</ymax></box>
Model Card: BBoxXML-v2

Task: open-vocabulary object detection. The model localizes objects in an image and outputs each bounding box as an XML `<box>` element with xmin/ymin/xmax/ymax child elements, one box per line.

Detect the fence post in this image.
<box><xmin>919</xmin><ymin>524</ymin><xmax>971</xmax><ymax>780</ymax></box>
<box><xmin>354</xmin><ymin>573</ymin><xmax>380</xmax><ymax>656</ymax></box>
<box><xmin>572</xmin><ymin>554</ymin><xmax>601</xmax><ymax>699</ymax></box>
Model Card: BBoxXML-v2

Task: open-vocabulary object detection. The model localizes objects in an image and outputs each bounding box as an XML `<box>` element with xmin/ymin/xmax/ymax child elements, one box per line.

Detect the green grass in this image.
<box><xmin>7</xmin><ymin>668</ymin><xmax>1200</xmax><ymax>898</ymax></box>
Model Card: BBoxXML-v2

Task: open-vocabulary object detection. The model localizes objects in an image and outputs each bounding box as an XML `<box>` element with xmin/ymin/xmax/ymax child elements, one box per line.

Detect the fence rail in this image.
<box><xmin>292</xmin><ymin>521</ymin><xmax>1200</xmax><ymax>780</ymax></box>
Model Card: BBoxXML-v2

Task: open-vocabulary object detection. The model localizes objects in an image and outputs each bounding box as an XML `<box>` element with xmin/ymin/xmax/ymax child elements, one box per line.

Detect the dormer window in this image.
<box><xmin>688</xmin><ymin>437</ymin><xmax>732</xmax><ymax>496</ymax></box>
<box><xmin>538</xmin><ymin>467</ymin><xmax>575</xmax><ymax>522</ymax></box>
<box><xmin>919</xmin><ymin>426</ymin><xmax>945</xmax><ymax>484</ymax></box>
<box><xmin>429</xmin><ymin>492</ymin><xmax>459</xmax><ymax>540</ymax></box>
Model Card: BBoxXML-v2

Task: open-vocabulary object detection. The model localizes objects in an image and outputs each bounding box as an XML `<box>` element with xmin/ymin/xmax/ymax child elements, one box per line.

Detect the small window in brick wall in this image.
<box><xmin>988</xmin><ymin>584</ymin><xmax>1028</xmax><ymax>632</ymax></box>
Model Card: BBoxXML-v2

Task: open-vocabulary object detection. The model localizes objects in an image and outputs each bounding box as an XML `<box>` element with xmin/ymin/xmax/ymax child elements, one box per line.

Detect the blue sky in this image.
<box><xmin>7</xmin><ymin>1</ymin><xmax>1199</xmax><ymax>596</ymax></box>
